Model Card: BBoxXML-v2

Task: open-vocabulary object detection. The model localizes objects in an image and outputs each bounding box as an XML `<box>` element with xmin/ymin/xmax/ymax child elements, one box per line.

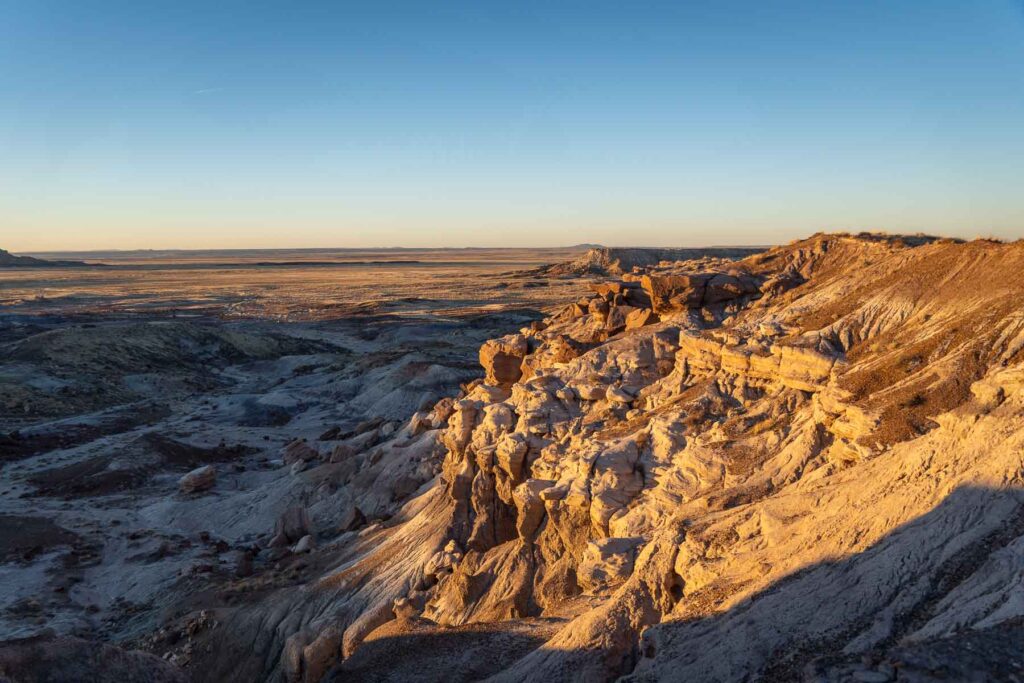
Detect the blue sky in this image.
<box><xmin>2</xmin><ymin>0</ymin><xmax>1023</xmax><ymax>250</ymax></box>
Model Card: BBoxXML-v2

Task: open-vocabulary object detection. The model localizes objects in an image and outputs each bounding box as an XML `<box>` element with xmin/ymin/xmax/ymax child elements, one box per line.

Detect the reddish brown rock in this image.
<box><xmin>282</xmin><ymin>439</ymin><xmax>319</xmax><ymax>465</ymax></box>
<box><xmin>640</xmin><ymin>274</ymin><xmax>712</xmax><ymax>313</ymax></box>
<box><xmin>605</xmin><ymin>305</ymin><xmax>638</xmax><ymax>333</ymax></box>
<box><xmin>587</xmin><ymin>297</ymin><xmax>610</xmax><ymax>320</ymax></box>
<box><xmin>178</xmin><ymin>465</ymin><xmax>215</xmax><ymax>494</ymax></box>
<box><xmin>625</xmin><ymin>307</ymin><xmax>658</xmax><ymax>330</ymax></box>
<box><xmin>704</xmin><ymin>272</ymin><xmax>760</xmax><ymax>304</ymax></box>
<box><xmin>479</xmin><ymin>335</ymin><xmax>529</xmax><ymax>386</ymax></box>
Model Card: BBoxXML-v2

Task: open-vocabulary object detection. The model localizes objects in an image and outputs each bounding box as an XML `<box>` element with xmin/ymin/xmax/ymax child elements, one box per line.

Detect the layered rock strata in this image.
<box><xmin>196</xmin><ymin>234</ymin><xmax>1024</xmax><ymax>683</ymax></box>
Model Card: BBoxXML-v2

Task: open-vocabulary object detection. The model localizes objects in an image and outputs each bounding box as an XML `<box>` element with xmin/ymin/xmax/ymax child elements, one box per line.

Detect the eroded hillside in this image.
<box><xmin>203</xmin><ymin>235</ymin><xmax>1024</xmax><ymax>682</ymax></box>
<box><xmin>6</xmin><ymin>234</ymin><xmax>1024</xmax><ymax>682</ymax></box>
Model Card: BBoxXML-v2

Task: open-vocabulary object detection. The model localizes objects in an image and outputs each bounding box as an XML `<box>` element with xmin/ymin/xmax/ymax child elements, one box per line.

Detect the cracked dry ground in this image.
<box><xmin>4</xmin><ymin>234</ymin><xmax>1024</xmax><ymax>682</ymax></box>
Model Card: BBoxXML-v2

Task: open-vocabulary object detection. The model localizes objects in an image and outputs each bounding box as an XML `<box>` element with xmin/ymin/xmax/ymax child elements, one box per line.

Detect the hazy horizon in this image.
<box><xmin>2</xmin><ymin>228</ymin><xmax>1005</xmax><ymax>254</ymax></box>
<box><xmin>15</xmin><ymin>242</ymin><xmax>764</xmax><ymax>256</ymax></box>
<box><xmin>4</xmin><ymin>1</ymin><xmax>1024</xmax><ymax>251</ymax></box>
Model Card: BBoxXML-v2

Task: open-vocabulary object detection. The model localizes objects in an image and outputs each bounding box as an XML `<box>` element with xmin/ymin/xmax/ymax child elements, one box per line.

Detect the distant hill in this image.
<box><xmin>0</xmin><ymin>249</ymin><xmax>88</xmax><ymax>267</ymax></box>
<box><xmin>541</xmin><ymin>246</ymin><xmax>765</xmax><ymax>275</ymax></box>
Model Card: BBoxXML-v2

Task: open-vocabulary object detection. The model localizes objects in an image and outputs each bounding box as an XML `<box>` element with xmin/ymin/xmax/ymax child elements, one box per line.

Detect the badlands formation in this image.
<box><xmin>4</xmin><ymin>234</ymin><xmax>1024</xmax><ymax>682</ymax></box>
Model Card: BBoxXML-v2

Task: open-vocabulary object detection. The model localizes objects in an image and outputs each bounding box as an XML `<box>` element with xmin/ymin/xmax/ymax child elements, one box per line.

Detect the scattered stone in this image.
<box><xmin>606</xmin><ymin>385</ymin><xmax>634</xmax><ymax>404</ymax></box>
<box><xmin>291</xmin><ymin>535</ymin><xmax>315</xmax><ymax>554</ymax></box>
<box><xmin>338</xmin><ymin>506</ymin><xmax>366</xmax><ymax>533</ymax></box>
<box><xmin>576</xmin><ymin>384</ymin><xmax>608</xmax><ymax>401</ymax></box>
<box><xmin>266</xmin><ymin>547</ymin><xmax>289</xmax><ymax>562</ymax></box>
<box><xmin>625</xmin><ymin>307</ymin><xmax>658</xmax><ymax>330</ymax></box>
<box><xmin>329</xmin><ymin>443</ymin><xmax>355</xmax><ymax>463</ymax></box>
<box><xmin>274</xmin><ymin>507</ymin><xmax>313</xmax><ymax>544</ymax></box>
<box><xmin>281</xmin><ymin>440</ymin><xmax>319</xmax><ymax>465</ymax></box>
<box><xmin>267</xmin><ymin>533</ymin><xmax>289</xmax><ymax>549</ymax></box>
<box><xmin>178</xmin><ymin>465</ymin><xmax>215</xmax><ymax>494</ymax></box>
<box><xmin>317</xmin><ymin>426</ymin><xmax>341</xmax><ymax>441</ymax></box>
<box><xmin>233</xmin><ymin>550</ymin><xmax>254</xmax><ymax>578</ymax></box>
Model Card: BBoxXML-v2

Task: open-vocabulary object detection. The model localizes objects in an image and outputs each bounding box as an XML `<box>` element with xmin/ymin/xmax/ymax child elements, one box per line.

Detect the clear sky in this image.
<box><xmin>2</xmin><ymin>1</ymin><xmax>1023</xmax><ymax>251</ymax></box>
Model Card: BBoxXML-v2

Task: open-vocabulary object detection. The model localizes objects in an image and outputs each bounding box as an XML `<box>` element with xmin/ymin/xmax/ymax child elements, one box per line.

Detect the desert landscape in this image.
<box><xmin>4</xmin><ymin>2</ymin><xmax>1023</xmax><ymax>680</ymax></box>
<box><xmin>2</xmin><ymin>235</ymin><xmax>1023</xmax><ymax>682</ymax></box>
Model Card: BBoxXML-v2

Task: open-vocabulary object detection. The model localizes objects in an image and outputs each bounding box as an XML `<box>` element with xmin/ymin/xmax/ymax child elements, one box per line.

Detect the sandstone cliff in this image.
<box><xmin>195</xmin><ymin>233</ymin><xmax>1024</xmax><ymax>682</ymax></box>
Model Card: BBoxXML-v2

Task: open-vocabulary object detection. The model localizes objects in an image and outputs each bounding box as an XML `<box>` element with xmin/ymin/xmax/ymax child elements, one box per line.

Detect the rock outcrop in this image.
<box><xmin>176</xmin><ymin>233</ymin><xmax>1024</xmax><ymax>683</ymax></box>
<box><xmin>545</xmin><ymin>247</ymin><xmax>763</xmax><ymax>275</ymax></box>
<box><xmin>479</xmin><ymin>335</ymin><xmax>529</xmax><ymax>386</ymax></box>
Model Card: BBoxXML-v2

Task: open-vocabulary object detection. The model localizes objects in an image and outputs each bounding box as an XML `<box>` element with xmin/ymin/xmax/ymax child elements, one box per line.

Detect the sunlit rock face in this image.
<box><xmin>254</xmin><ymin>233</ymin><xmax>1024</xmax><ymax>682</ymax></box>
<box><xmin>15</xmin><ymin>235</ymin><xmax>1024</xmax><ymax>683</ymax></box>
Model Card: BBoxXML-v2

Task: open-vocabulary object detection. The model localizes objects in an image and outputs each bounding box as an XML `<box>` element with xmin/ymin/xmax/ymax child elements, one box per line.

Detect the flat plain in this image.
<box><xmin>1</xmin><ymin>247</ymin><xmax>590</xmax><ymax>321</ymax></box>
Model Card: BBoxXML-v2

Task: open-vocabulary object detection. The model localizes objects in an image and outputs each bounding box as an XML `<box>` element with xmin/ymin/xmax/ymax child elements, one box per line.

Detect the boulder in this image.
<box><xmin>283</xmin><ymin>629</ymin><xmax>314</xmax><ymax>683</ymax></box>
<box><xmin>625</xmin><ymin>307</ymin><xmax>658</xmax><ymax>330</ymax></box>
<box><xmin>576</xmin><ymin>383</ymin><xmax>608</xmax><ymax>402</ymax></box>
<box><xmin>233</xmin><ymin>550</ymin><xmax>254</xmax><ymax>577</ymax></box>
<box><xmin>178</xmin><ymin>465</ymin><xmax>215</xmax><ymax>494</ymax></box>
<box><xmin>569</xmin><ymin>302</ymin><xmax>588</xmax><ymax>318</ymax></box>
<box><xmin>605</xmin><ymin>305</ymin><xmax>638</xmax><ymax>332</ymax></box>
<box><xmin>606</xmin><ymin>385</ymin><xmax>634</xmax><ymax>404</ymax></box>
<box><xmin>588</xmin><ymin>282</ymin><xmax>634</xmax><ymax>298</ymax></box>
<box><xmin>317</xmin><ymin>426</ymin><xmax>341</xmax><ymax>441</ymax></box>
<box><xmin>760</xmin><ymin>266</ymin><xmax>804</xmax><ymax>297</ymax></box>
<box><xmin>555</xmin><ymin>386</ymin><xmax>576</xmax><ymax>402</ymax></box>
<box><xmin>587</xmin><ymin>297</ymin><xmax>610</xmax><ymax>320</ymax></box>
<box><xmin>291</xmin><ymin>535</ymin><xmax>315</xmax><ymax>554</ymax></box>
<box><xmin>329</xmin><ymin>443</ymin><xmax>355</xmax><ymax>463</ymax></box>
<box><xmin>407</xmin><ymin>411</ymin><xmax>432</xmax><ymax>436</ymax></box>
<box><xmin>282</xmin><ymin>440</ymin><xmax>319</xmax><ymax>465</ymax></box>
<box><xmin>703</xmin><ymin>272</ymin><xmax>760</xmax><ymax>304</ymax></box>
<box><xmin>275</xmin><ymin>507</ymin><xmax>313</xmax><ymax>544</ymax></box>
<box><xmin>338</xmin><ymin>506</ymin><xmax>366</xmax><ymax>532</ymax></box>
<box><xmin>641</xmin><ymin>274</ymin><xmax>712</xmax><ymax>313</ymax></box>
<box><xmin>479</xmin><ymin>335</ymin><xmax>529</xmax><ymax>386</ymax></box>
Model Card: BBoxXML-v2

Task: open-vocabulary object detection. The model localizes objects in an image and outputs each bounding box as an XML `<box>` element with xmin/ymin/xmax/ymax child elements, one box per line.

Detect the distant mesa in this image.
<box><xmin>250</xmin><ymin>259</ymin><xmax>422</xmax><ymax>267</ymax></box>
<box><xmin>0</xmin><ymin>249</ymin><xmax>89</xmax><ymax>268</ymax></box>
